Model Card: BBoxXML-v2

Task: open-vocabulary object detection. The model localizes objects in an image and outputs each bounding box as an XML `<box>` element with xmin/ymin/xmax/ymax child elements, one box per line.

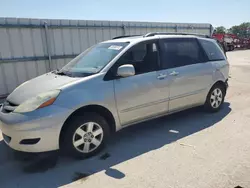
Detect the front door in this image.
<box><xmin>159</xmin><ymin>38</ymin><xmax>213</xmax><ymax>112</ymax></box>
<box><xmin>113</xmin><ymin>41</ymin><xmax>170</xmax><ymax>125</ymax></box>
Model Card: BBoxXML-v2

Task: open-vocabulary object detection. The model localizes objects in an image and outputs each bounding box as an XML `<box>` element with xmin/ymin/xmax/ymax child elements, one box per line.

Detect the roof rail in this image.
<box><xmin>112</xmin><ymin>35</ymin><xmax>141</xmax><ymax>39</ymax></box>
<box><xmin>144</xmin><ymin>32</ymin><xmax>211</xmax><ymax>38</ymax></box>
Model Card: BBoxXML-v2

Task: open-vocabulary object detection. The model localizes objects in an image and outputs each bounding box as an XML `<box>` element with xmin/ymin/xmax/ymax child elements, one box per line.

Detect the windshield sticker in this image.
<box><xmin>108</xmin><ymin>45</ymin><xmax>123</xmax><ymax>50</ymax></box>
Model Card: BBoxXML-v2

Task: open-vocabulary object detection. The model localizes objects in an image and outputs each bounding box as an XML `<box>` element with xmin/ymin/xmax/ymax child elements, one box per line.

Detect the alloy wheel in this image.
<box><xmin>210</xmin><ymin>88</ymin><xmax>223</xmax><ymax>108</ymax></box>
<box><xmin>72</xmin><ymin>122</ymin><xmax>104</xmax><ymax>153</ymax></box>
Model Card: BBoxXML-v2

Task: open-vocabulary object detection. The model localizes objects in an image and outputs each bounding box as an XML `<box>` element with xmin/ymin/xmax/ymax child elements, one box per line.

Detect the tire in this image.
<box><xmin>204</xmin><ymin>84</ymin><xmax>225</xmax><ymax>113</ymax></box>
<box><xmin>60</xmin><ymin>112</ymin><xmax>110</xmax><ymax>158</ymax></box>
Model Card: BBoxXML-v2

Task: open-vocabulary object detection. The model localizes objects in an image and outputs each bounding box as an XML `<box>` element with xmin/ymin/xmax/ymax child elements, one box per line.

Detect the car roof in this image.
<box><xmin>102</xmin><ymin>33</ymin><xmax>214</xmax><ymax>44</ymax></box>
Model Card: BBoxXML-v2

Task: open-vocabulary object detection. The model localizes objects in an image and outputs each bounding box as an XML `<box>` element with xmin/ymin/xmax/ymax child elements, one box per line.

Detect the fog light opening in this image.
<box><xmin>20</xmin><ymin>138</ymin><xmax>41</xmax><ymax>145</ymax></box>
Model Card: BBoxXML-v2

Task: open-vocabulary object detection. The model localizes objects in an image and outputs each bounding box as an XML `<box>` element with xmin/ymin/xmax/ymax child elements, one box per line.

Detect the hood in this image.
<box><xmin>7</xmin><ymin>72</ymin><xmax>81</xmax><ymax>104</ymax></box>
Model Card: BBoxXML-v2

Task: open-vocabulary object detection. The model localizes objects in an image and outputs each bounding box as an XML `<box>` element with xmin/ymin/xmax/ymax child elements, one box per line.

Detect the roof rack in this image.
<box><xmin>112</xmin><ymin>35</ymin><xmax>141</xmax><ymax>39</ymax></box>
<box><xmin>144</xmin><ymin>32</ymin><xmax>211</xmax><ymax>38</ymax></box>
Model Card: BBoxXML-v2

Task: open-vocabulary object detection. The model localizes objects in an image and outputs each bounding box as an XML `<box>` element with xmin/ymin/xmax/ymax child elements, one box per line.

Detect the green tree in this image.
<box><xmin>228</xmin><ymin>22</ymin><xmax>250</xmax><ymax>38</ymax></box>
<box><xmin>215</xmin><ymin>26</ymin><xmax>226</xmax><ymax>34</ymax></box>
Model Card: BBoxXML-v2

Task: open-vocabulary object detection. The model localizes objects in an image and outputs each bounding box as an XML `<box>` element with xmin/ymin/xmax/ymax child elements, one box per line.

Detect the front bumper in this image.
<box><xmin>0</xmin><ymin>105</ymin><xmax>73</xmax><ymax>152</ymax></box>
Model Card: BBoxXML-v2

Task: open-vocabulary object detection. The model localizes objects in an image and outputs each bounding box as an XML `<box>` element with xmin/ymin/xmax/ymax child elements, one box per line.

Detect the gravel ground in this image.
<box><xmin>0</xmin><ymin>50</ymin><xmax>250</xmax><ymax>188</ymax></box>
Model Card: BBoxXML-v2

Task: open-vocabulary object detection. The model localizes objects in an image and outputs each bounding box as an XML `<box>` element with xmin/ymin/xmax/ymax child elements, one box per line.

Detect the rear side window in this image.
<box><xmin>199</xmin><ymin>39</ymin><xmax>226</xmax><ymax>61</ymax></box>
<box><xmin>160</xmin><ymin>38</ymin><xmax>206</xmax><ymax>69</ymax></box>
<box><xmin>216</xmin><ymin>40</ymin><xmax>226</xmax><ymax>54</ymax></box>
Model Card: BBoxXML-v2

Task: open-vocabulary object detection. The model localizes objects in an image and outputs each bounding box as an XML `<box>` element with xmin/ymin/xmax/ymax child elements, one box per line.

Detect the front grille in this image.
<box><xmin>1</xmin><ymin>101</ymin><xmax>18</xmax><ymax>113</ymax></box>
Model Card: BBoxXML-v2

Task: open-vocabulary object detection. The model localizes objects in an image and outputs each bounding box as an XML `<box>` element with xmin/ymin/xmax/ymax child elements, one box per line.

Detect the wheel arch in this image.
<box><xmin>204</xmin><ymin>80</ymin><xmax>227</xmax><ymax>112</ymax></box>
<box><xmin>59</xmin><ymin>104</ymin><xmax>117</xmax><ymax>147</ymax></box>
<box><xmin>205</xmin><ymin>80</ymin><xmax>227</xmax><ymax>103</ymax></box>
<box><xmin>210</xmin><ymin>80</ymin><xmax>227</xmax><ymax>93</ymax></box>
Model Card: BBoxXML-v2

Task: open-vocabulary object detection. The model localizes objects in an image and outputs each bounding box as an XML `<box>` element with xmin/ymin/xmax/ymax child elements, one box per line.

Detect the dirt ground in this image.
<box><xmin>0</xmin><ymin>50</ymin><xmax>250</xmax><ymax>188</ymax></box>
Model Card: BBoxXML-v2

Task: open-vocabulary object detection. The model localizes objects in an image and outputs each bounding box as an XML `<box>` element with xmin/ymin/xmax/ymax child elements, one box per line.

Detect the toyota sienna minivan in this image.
<box><xmin>0</xmin><ymin>32</ymin><xmax>229</xmax><ymax>158</ymax></box>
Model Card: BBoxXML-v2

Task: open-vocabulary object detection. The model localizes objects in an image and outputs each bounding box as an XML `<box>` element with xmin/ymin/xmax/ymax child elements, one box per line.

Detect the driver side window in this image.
<box><xmin>104</xmin><ymin>41</ymin><xmax>160</xmax><ymax>80</ymax></box>
<box><xmin>117</xmin><ymin>41</ymin><xmax>159</xmax><ymax>75</ymax></box>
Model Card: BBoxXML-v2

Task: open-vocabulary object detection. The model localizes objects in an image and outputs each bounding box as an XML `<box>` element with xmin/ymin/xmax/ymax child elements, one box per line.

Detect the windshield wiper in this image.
<box><xmin>56</xmin><ymin>71</ymin><xmax>67</xmax><ymax>75</ymax></box>
<box><xmin>53</xmin><ymin>69</ymin><xmax>95</xmax><ymax>77</ymax></box>
<box><xmin>53</xmin><ymin>70</ymin><xmax>72</xmax><ymax>76</ymax></box>
<box><xmin>76</xmin><ymin>72</ymin><xmax>95</xmax><ymax>76</ymax></box>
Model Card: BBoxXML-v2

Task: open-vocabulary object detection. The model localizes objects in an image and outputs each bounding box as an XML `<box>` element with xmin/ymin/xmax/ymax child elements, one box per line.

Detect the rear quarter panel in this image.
<box><xmin>211</xmin><ymin>60</ymin><xmax>229</xmax><ymax>84</ymax></box>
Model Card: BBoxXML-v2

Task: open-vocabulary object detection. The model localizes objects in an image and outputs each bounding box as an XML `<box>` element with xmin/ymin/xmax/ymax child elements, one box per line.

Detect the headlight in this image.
<box><xmin>14</xmin><ymin>90</ymin><xmax>61</xmax><ymax>113</ymax></box>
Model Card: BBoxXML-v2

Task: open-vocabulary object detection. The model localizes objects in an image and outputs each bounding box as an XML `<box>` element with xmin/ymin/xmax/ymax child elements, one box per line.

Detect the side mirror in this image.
<box><xmin>117</xmin><ymin>64</ymin><xmax>135</xmax><ymax>78</ymax></box>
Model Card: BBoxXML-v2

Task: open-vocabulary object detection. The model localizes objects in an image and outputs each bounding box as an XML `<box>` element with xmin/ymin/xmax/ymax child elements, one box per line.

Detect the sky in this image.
<box><xmin>0</xmin><ymin>0</ymin><xmax>250</xmax><ymax>28</ymax></box>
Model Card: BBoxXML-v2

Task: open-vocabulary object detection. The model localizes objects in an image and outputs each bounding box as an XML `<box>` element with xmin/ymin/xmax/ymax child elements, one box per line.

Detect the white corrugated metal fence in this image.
<box><xmin>0</xmin><ymin>17</ymin><xmax>212</xmax><ymax>97</ymax></box>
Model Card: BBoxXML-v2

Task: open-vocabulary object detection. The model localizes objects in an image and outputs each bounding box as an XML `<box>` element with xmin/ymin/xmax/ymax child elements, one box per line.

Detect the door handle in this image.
<box><xmin>169</xmin><ymin>71</ymin><xmax>179</xmax><ymax>76</ymax></box>
<box><xmin>157</xmin><ymin>74</ymin><xmax>167</xmax><ymax>80</ymax></box>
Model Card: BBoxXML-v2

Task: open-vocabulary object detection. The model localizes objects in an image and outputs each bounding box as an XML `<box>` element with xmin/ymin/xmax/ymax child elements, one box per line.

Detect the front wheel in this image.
<box><xmin>61</xmin><ymin>112</ymin><xmax>110</xmax><ymax>158</ymax></box>
<box><xmin>204</xmin><ymin>85</ymin><xmax>225</xmax><ymax>112</ymax></box>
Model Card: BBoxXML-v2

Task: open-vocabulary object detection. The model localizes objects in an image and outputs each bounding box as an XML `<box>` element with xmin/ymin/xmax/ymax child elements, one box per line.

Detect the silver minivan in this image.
<box><xmin>0</xmin><ymin>33</ymin><xmax>229</xmax><ymax>158</ymax></box>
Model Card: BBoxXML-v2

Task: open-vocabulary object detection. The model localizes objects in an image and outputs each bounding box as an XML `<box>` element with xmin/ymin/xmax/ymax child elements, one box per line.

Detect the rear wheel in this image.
<box><xmin>61</xmin><ymin>112</ymin><xmax>110</xmax><ymax>158</ymax></box>
<box><xmin>204</xmin><ymin>84</ymin><xmax>225</xmax><ymax>112</ymax></box>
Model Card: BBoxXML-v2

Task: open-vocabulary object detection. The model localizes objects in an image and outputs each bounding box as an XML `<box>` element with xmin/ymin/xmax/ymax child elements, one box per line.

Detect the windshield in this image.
<box><xmin>58</xmin><ymin>42</ymin><xmax>129</xmax><ymax>77</ymax></box>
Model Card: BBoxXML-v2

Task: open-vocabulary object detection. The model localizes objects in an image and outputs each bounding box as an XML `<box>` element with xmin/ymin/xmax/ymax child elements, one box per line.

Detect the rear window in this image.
<box><xmin>199</xmin><ymin>39</ymin><xmax>226</xmax><ymax>61</ymax></box>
